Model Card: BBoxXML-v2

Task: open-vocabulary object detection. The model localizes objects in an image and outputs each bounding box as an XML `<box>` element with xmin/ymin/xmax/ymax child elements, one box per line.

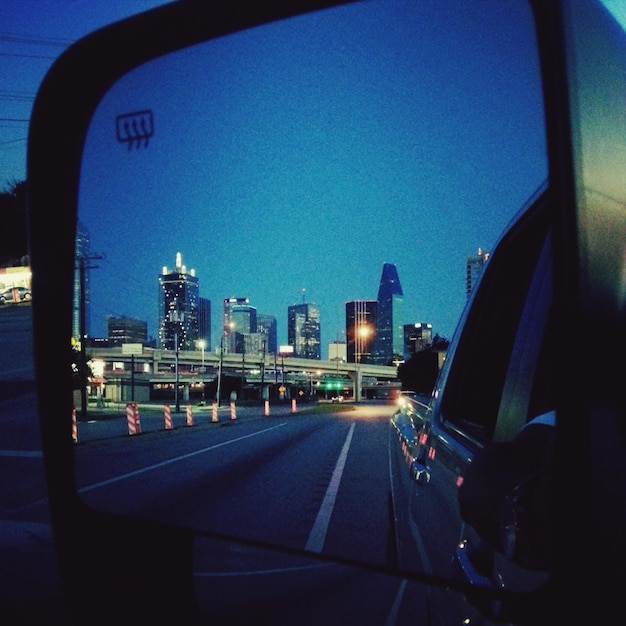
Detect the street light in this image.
<box><xmin>196</xmin><ymin>339</ymin><xmax>206</xmax><ymax>370</ymax></box>
<box><xmin>355</xmin><ymin>323</ymin><xmax>372</xmax><ymax>401</ymax></box>
<box><xmin>196</xmin><ymin>339</ymin><xmax>206</xmax><ymax>401</ymax></box>
<box><xmin>216</xmin><ymin>322</ymin><xmax>234</xmax><ymax>407</ymax></box>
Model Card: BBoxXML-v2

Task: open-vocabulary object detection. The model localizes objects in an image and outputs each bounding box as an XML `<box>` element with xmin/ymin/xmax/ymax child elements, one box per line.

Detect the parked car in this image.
<box><xmin>24</xmin><ymin>1</ymin><xmax>625</xmax><ymax>625</ymax></box>
<box><xmin>0</xmin><ymin>286</ymin><xmax>31</xmax><ymax>304</ymax></box>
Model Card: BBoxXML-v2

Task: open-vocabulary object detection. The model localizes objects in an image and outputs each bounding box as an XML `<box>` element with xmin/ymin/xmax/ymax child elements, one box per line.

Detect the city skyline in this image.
<box><xmin>75</xmin><ymin>1</ymin><xmax>547</xmax><ymax>354</ymax></box>
<box><xmin>87</xmin><ymin>248</ymin><xmax>434</xmax><ymax>361</ymax></box>
<box><xmin>5</xmin><ymin>1</ymin><xmax>624</xmax><ymax>354</ymax></box>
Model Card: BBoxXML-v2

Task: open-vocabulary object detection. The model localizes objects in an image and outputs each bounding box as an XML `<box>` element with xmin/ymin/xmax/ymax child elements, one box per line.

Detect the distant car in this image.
<box><xmin>331</xmin><ymin>395</ymin><xmax>344</xmax><ymax>403</ymax></box>
<box><xmin>0</xmin><ymin>286</ymin><xmax>31</xmax><ymax>304</ymax></box>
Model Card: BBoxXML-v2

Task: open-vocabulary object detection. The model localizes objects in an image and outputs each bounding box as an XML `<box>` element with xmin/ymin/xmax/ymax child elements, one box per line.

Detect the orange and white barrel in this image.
<box><xmin>72</xmin><ymin>406</ymin><xmax>78</xmax><ymax>443</ymax></box>
<box><xmin>127</xmin><ymin>403</ymin><xmax>137</xmax><ymax>435</ymax></box>
<box><xmin>164</xmin><ymin>403</ymin><xmax>172</xmax><ymax>429</ymax></box>
<box><xmin>133</xmin><ymin>402</ymin><xmax>141</xmax><ymax>434</ymax></box>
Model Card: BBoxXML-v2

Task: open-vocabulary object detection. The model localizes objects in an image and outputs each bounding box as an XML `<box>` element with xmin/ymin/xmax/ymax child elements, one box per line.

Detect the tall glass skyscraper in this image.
<box><xmin>373</xmin><ymin>262</ymin><xmax>404</xmax><ymax>365</ymax></box>
<box><xmin>158</xmin><ymin>252</ymin><xmax>199</xmax><ymax>351</ymax></box>
<box><xmin>466</xmin><ymin>248</ymin><xmax>490</xmax><ymax>297</ymax></box>
<box><xmin>288</xmin><ymin>302</ymin><xmax>320</xmax><ymax>359</ymax></box>
<box><xmin>223</xmin><ymin>297</ymin><xmax>257</xmax><ymax>354</ymax></box>
<box><xmin>346</xmin><ymin>299</ymin><xmax>377</xmax><ymax>364</ymax></box>
<box><xmin>257</xmin><ymin>314</ymin><xmax>278</xmax><ymax>355</ymax></box>
<box><xmin>73</xmin><ymin>220</ymin><xmax>91</xmax><ymax>342</ymax></box>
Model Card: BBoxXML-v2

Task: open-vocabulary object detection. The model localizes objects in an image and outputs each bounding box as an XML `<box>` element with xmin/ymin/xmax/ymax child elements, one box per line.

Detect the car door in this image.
<box><xmin>390</xmin><ymin>185</ymin><xmax>554</xmax><ymax>622</ymax></box>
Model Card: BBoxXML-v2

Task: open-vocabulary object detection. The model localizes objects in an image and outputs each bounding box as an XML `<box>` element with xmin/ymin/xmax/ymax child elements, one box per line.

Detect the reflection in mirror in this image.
<box><xmin>73</xmin><ymin>0</ymin><xmax>546</xmax><ymax>583</ymax></box>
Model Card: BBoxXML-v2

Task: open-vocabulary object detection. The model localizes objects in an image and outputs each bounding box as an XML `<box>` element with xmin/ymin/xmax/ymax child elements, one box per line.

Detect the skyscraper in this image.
<box><xmin>346</xmin><ymin>300</ymin><xmax>377</xmax><ymax>364</ymax></box>
<box><xmin>73</xmin><ymin>220</ymin><xmax>91</xmax><ymax>342</ymax></box>
<box><xmin>107</xmin><ymin>315</ymin><xmax>148</xmax><ymax>347</ymax></box>
<box><xmin>466</xmin><ymin>248</ymin><xmax>490</xmax><ymax>297</ymax></box>
<box><xmin>158</xmin><ymin>252</ymin><xmax>199</xmax><ymax>351</ymax></box>
<box><xmin>223</xmin><ymin>297</ymin><xmax>257</xmax><ymax>354</ymax></box>
<box><xmin>404</xmin><ymin>322</ymin><xmax>433</xmax><ymax>359</ymax></box>
<box><xmin>257</xmin><ymin>314</ymin><xmax>278</xmax><ymax>355</ymax></box>
<box><xmin>198</xmin><ymin>297</ymin><xmax>211</xmax><ymax>352</ymax></box>
<box><xmin>288</xmin><ymin>302</ymin><xmax>321</xmax><ymax>359</ymax></box>
<box><xmin>373</xmin><ymin>262</ymin><xmax>404</xmax><ymax>365</ymax></box>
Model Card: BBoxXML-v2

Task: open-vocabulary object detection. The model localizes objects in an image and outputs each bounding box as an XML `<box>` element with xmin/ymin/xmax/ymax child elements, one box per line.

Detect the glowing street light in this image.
<box><xmin>196</xmin><ymin>339</ymin><xmax>206</xmax><ymax>370</ymax></box>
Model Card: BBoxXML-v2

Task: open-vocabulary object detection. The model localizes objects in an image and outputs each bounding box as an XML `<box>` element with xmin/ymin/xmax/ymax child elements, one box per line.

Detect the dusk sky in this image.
<box><xmin>2</xmin><ymin>1</ymin><xmax>625</xmax><ymax>357</ymax></box>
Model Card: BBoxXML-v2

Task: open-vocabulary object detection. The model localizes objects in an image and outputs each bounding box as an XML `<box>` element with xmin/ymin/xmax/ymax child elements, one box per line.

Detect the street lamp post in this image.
<box><xmin>174</xmin><ymin>331</ymin><xmax>180</xmax><ymax>413</ymax></box>
<box><xmin>355</xmin><ymin>322</ymin><xmax>372</xmax><ymax>402</ymax></box>
<box><xmin>196</xmin><ymin>339</ymin><xmax>206</xmax><ymax>401</ymax></box>
<box><xmin>216</xmin><ymin>334</ymin><xmax>224</xmax><ymax>407</ymax></box>
<box><xmin>197</xmin><ymin>339</ymin><xmax>206</xmax><ymax>370</ymax></box>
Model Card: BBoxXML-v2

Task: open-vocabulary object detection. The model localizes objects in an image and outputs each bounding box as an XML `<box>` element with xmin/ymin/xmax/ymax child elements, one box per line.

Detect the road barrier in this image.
<box><xmin>264</xmin><ymin>400</ymin><xmax>270</xmax><ymax>416</ymax></box>
<box><xmin>164</xmin><ymin>403</ymin><xmax>172</xmax><ymax>429</ymax></box>
<box><xmin>186</xmin><ymin>403</ymin><xmax>193</xmax><ymax>426</ymax></box>
<box><xmin>230</xmin><ymin>401</ymin><xmax>237</xmax><ymax>420</ymax></box>
<box><xmin>127</xmin><ymin>402</ymin><xmax>141</xmax><ymax>435</ymax></box>
<box><xmin>72</xmin><ymin>407</ymin><xmax>78</xmax><ymax>443</ymax></box>
<box><xmin>211</xmin><ymin>402</ymin><xmax>218</xmax><ymax>423</ymax></box>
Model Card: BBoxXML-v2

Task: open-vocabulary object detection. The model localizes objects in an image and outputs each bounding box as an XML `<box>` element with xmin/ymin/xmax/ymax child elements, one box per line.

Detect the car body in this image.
<box><xmin>23</xmin><ymin>1</ymin><xmax>626</xmax><ymax>625</ymax></box>
<box><xmin>0</xmin><ymin>286</ymin><xmax>31</xmax><ymax>304</ymax></box>
<box><xmin>394</xmin><ymin>390</ymin><xmax>421</xmax><ymax>409</ymax></box>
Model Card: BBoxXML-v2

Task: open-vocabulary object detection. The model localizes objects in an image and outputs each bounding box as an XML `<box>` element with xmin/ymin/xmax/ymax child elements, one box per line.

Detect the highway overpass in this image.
<box><xmin>84</xmin><ymin>344</ymin><xmax>400</xmax><ymax>405</ymax></box>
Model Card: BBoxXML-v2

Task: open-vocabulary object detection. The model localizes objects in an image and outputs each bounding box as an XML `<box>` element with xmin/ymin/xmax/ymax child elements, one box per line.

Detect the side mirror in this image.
<box><xmin>458</xmin><ymin>416</ymin><xmax>554</xmax><ymax>569</ymax></box>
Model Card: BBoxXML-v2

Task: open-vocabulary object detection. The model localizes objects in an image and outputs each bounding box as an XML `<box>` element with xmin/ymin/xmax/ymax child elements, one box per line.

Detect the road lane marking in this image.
<box><xmin>78</xmin><ymin>422</ymin><xmax>287</xmax><ymax>494</ymax></box>
<box><xmin>384</xmin><ymin>579</ymin><xmax>408</xmax><ymax>626</ymax></box>
<box><xmin>305</xmin><ymin>422</ymin><xmax>355</xmax><ymax>553</ymax></box>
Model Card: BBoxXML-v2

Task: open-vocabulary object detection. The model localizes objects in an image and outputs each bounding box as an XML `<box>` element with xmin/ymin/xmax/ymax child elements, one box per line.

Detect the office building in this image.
<box><xmin>158</xmin><ymin>252</ymin><xmax>199</xmax><ymax>351</ymax></box>
<box><xmin>223</xmin><ymin>297</ymin><xmax>257</xmax><ymax>353</ymax></box>
<box><xmin>257</xmin><ymin>314</ymin><xmax>278</xmax><ymax>355</ymax></box>
<box><xmin>372</xmin><ymin>262</ymin><xmax>404</xmax><ymax>365</ymax></box>
<box><xmin>198</xmin><ymin>297</ymin><xmax>211</xmax><ymax>352</ymax></box>
<box><xmin>404</xmin><ymin>322</ymin><xmax>433</xmax><ymax>359</ymax></box>
<box><xmin>73</xmin><ymin>220</ymin><xmax>91</xmax><ymax>342</ymax></box>
<box><xmin>288</xmin><ymin>302</ymin><xmax>321</xmax><ymax>359</ymax></box>
<box><xmin>346</xmin><ymin>300</ymin><xmax>377</xmax><ymax>364</ymax></box>
<box><xmin>107</xmin><ymin>315</ymin><xmax>148</xmax><ymax>347</ymax></box>
<box><xmin>466</xmin><ymin>247</ymin><xmax>490</xmax><ymax>297</ymax></box>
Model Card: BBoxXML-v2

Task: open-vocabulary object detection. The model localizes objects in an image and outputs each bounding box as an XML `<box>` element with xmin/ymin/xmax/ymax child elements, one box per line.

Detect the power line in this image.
<box><xmin>0</xmin><ymin>33</ymin><xmax>73</xmax><ymax>47</ymax></box>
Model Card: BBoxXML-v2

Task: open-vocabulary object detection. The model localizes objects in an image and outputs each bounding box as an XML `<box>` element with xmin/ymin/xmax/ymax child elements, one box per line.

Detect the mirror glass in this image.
<box><xmin>74</xmin><ymin>0</ymin><xmax>546</xmax><ymax>582</ymax></box>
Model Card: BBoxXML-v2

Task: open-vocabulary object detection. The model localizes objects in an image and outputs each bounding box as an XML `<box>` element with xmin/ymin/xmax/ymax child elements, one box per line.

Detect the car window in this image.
<box><xmin>438</xmin><ymin>189</ymin><xmax>552</xmax><ymax>447</ymax></box>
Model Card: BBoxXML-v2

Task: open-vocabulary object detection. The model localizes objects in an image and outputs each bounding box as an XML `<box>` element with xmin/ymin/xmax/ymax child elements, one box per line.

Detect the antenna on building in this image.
<box><xmin>302</xmin><ymin>288</ymin><xmax>306</xmax><ymax>304</ymax></box>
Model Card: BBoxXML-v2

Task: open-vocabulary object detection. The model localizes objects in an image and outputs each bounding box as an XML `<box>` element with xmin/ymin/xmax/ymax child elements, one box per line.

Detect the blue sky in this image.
<box><xmin>2</xmin><ymin>1</ymin><xmax>625</xmax><ymax>356</ymax></box>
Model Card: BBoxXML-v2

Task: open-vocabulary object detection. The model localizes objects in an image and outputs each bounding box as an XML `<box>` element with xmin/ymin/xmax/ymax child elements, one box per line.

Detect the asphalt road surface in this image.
<box><xmin>0</xmin><ymin>304</ymin><xmax>485</xmax><ymax>625</ymax></box>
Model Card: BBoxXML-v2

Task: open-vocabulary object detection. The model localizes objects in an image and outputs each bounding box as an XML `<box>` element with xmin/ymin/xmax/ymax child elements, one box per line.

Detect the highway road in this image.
<box><xmin>0</xmin><ymin>304</ymin><xmax>479</xmax><ymax>624</ymax></box>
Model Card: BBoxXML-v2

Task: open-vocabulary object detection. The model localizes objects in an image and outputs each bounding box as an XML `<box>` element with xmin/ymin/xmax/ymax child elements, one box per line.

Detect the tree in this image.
<box><xmin>0</xmin><ymin>179</ymin><xmax>28</xmax><ymax>267</ymax></box>
<box><xmin>397</xmin><ymin>348</ymin><xmax>441</xmax><ymax>395</ymax></box>
<box><xmin>431</xmin><ymin>333</ymin><xmax>450</xmax><ymax>351</ymax></box>
<box><xmin>397</xmin><ymin>333</ymin><xmax>450</xmax><ymax>396</ymax></box>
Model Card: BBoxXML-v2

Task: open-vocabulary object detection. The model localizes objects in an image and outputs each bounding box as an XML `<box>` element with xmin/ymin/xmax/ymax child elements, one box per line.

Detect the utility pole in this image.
<box><xmin>240</xmin><ymin>339</ymin><xmax>245</xmax><ymax>400</ymax></box>
<box><xmin>216</xmin><ymin>334</ymin><xmax>224</xmax><ymax>407</ymax></box>
<box><xmin>174</xmin><ymin>331</ymin><xmax>180</xmax><ymax>413</ymax></box>
<box><xmin>260</xmin><ymin>339</ymin><xmax>266</xmax><ymax>400</ymax></box>
<box><xmin>76</xmin><ymin>253</ymin><xmax>102</xmax><ymax>420</ymax></box>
